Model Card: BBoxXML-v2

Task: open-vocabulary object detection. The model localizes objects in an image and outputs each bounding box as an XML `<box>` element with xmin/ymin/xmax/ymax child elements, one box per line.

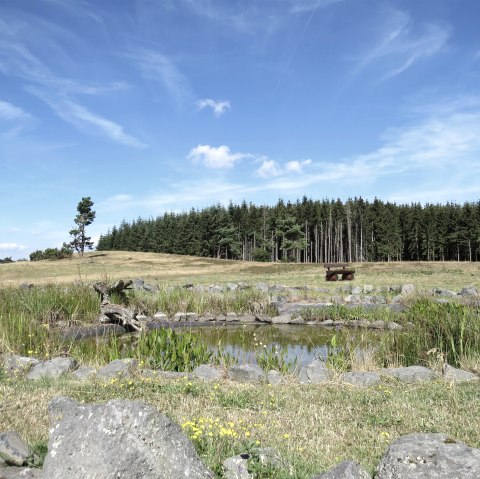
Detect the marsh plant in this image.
<box><xmin>255</xmin><ymin>344</ymin><xmax>299</xmax><ymax>374</ymax></box>
<box><xmin>132</xmin><ymin>328</ymin><xmax>213</xmax><ymax>372</ymax></box>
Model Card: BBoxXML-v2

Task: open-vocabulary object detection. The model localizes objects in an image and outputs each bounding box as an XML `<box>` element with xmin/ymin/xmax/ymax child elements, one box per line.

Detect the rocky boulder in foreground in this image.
<box><xmin>42</xmin><ymin>397</ymin><xmax>213</xmax><ymax>479</ymax></box>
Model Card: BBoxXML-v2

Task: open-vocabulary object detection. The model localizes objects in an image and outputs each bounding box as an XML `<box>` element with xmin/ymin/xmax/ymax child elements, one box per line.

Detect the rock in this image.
<box><xmin>432</xmin><ymin>288</ymin><xmax>458</xmax><ymax>298</ymax></box>
<box><xmin>363</xmin><ymin>284</ymin><xmax>374</xmax><ymax>294</ymax></box>
<box><xmin>459</xmin><ymin>286</ymin><xmax>478</xmax><ymax>297</ymax></box>
<box><xmin>71</xmin><ymin>365</ymin><xmax>97</xmax><ymax>381</ymax></box>
<box><xmin>386</xmin><ymin>321</ymin><xmax>403</xmax><ymax>331</ymax></box>
<box><xmin>344</xmin><ymin>295</ymin><xmax>361</xmax><ymax>304</ymax></box>
<box><xmin>193</xmin><ymin>364</ymin><xmax>224</xmax><ymax>381</ymax></box>
<box><xmin>97</xmin><ymin>358</ymin><xmax>138</xmax><ymax>379</ymax></box>
<box><xmin>342</xmin><ymin>371</ymin><xmax>381</xmax><ymax>388</ymax></box>
<box><xmin>228</xmin><ymin>364</ymin><xmax>265</xmax><ymax>384</ymax></box>
<box><xmin>0</xmin><ymin>465</ymin><xmax>43</xmax><ymax>478</ymax></box>
<box><xmin>320</xmin><ymin>319</ymin><xmax>334</xmax><ymax>326</ymax></box>
<box><xmin>267</xmin><ymin>370</ymin><xmax>282</xmax><ymax>385</ymax></box>
<box><xmin>375</xmin><ymin>432</ymin><xmax>480</xmax><ymax>478</ymax></box>
<box><xmin>42</xmin><ymin>397</ymin><xmax>213</xmax><ymax>479</ymax></box>
<box><xmin>226</xmin><ymin>283</ymin><xmax>239</xmax><ymax>291</ymax></box>
<box><xmin>223</xmin><ymin>455</ymin><xmax>251</xmax><ymax>479</ymax></box>
<box><xmin>255</xmin><ymin>283</ymin><xmax>269</xmax><ymax>293</ymax></box>
<box><xmin>237</xmin><ymin>314</ymin><xmax>256</xmax><ymax>323</ymax></box>
<box><xmin>299</xmin><ymin>359</ymin><xmax>331</xmax><ymax>384</ymax></box>
<box><xmin>312</xmin><ymin>460</ymin><xmax>371</xmax><ymax>478</ymax></box>
<box><xmin>2</xmin><ymin>355</ymin><xmax>39</xmax><ymax>376</ymax></box>
<box><xmin>368</xmin><ymin>320</ymin><xmax>385</xmax><ymax>330</ymax></box>
<box><xmin>255</xmin><ymin>314</ymin><xmax>272</xmax><ymax>323</ymax></box>
<box><xmin>26</xmin><ymin>357</ymin><xmax>77</xmax><ymax>380</ymax></box>
<box><xmin>173</xmin><ymin>312</ymin><xmax>187</xmax><ymax>322</ymax></box>
<box><xmin>271</xmin><ymin>314</ymin><xmax>292</xmax><ymax>324</ymax></box>
<box><xmin>391</xmin><ymin>295</ymin><xmax>403</xmax><ymax>304</ymax></box>
<box><xmin>225</xmin><ymin>312</ymin><xmax>239</xmax><ymax>322</ymax></box>
<box><xmin>290</xmin><ymin>316</ymin><xmax>305</xmax><ymax>325</ymax></box>
<box><xmin>0</xmin><ymin>431</ymin><xmax>33</xmax><ymax>466</ymax></box>
<box><xmin>351</xmin><ymin>286</ymin><xmax>362</xmax><ymax>295</ymax></box>
<box><xmin>381</xmin><ymin>366</ymin><xmax>439</xmax><ymax>383</ymax></box>
<box><xmin>443</xmin><ymin>364</ymin><xmax>479</xmax><ymax>382</ymax></box>
<box><xmin>186</xmin><ymin>312</ymin><xmax>199</xmax><ymax>322</ymax></box>
<box><xmin>200</xmin><ymin>313</ymin><xmax>217</xmax><ymax>322</ymax></box>
<box><xmin>153</xmin><ymin>312</ymin><xmax>168</xmax><ymax>321</ymax></box>
<box><xmin>216</xmin><ymin>314</ymin><xmax>226</xmax><ymax>322</ymax></box>
<box><xmin>19</xmin><ymin>283</ymin><xmax>34</xmax><ymax>290</ymax></box>
<box><xmin>132</xmin><ymin>278</ymin><xmax>145</xmax><ymax>290</ymax></box>
<box><xmin>401</xmin><ymin>284</ymin><xmax>415</xmax><ymax>295</ymax></box>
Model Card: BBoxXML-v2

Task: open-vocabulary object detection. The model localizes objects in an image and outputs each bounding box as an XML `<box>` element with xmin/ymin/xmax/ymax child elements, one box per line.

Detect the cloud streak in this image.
<box><xmin>196</xmin><ymin>98</ymin><xmax>231</xmax><ymax>117</ymax></box>
<box><xmin>0</xmin><ymin>100</ymin><xmax>32</xmax><ymax>121</ymax></box>
<box><xmin>354</xmin><ymin>8</ymin><xmax>449</xmax><ymax>79</ymax></box>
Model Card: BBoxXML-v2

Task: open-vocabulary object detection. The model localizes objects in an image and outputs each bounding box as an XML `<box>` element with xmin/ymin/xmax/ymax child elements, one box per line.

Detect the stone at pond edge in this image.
<box><xmin>299</xmin><ymin>359</ymin><xmax>331</xmax><ymax>384</ymax></box>
<box><xmin>255</xmin><ymin>314</ymin><xmax>272</xmax><ymax>323</ymax></box>
<box><xmin>381</xmin><ymin>366</ymin><xmax>439</xmax><ymax>383</ymax></box>
<box><xmin>26</xmin><ymin>357</ymin><xmax>77</xmax><ymax>380</ymax></box>
<box><xmin>375</xmin><ymin>432</ymin><xmax>480</xmax><ymax>479</ymax></box>
<box><xmin>342</xmin><ymin>371</ymin><xmax>381</xmax><ymax>388</ymax></box>
<box><xmin>443</xmin><ymin>364</ymin><xmax>479</xmax><ymax>382</ymax></box>
<box><xmin>223</xmin><ymin>455</ymin><xmax>251</xmax><ymax>479</ymax></box>
<box><xmin>270</xmin><ymin>314</ymin><xmax>292</xmax><ymax>324</ymax></box>
<box><xmin>193</xmin><ymin>364</ymin><xmax>224</xmax><ymax>381</ymax></box>
<box><xmin>311</xmin><ymin>460</ymin><xmax>371</xmax><ymax>479</ymax></box>
<box><xmin>97</xmin><ymin>358</ymin><xmax>138</xmax><ymax>379</ymax></box>
<box><xmin>71</xmin><ymin>365</ymin><xmax>97</xmax><ymax>381</ymax></box>
<box><xmin>2</xmin><ymin>355</ymin><xmax>39</xmax><ymax>376</ymax></box>
<box><xmin>42</xmin><ymin>397</ymin><xmax>213</xmax><ymax>479</ymax></box>
<box><xmin>267</xmin><ymin>370</ymin><xmax>282</xmax><ymax>385</ymax></box>
<box><xmin>228</xmin><ymin>364</ymin><xmax>265</xmax><ymax>383</ymax></box>
<box><xmin>62</xmin><ymin>324</ymin><xmax>127</xmax><ymax>340</ymax></box>
<box><xmin>0</xmin><ymin>431</ymin><xmax>33</xmax><ymax>467</ymax></box>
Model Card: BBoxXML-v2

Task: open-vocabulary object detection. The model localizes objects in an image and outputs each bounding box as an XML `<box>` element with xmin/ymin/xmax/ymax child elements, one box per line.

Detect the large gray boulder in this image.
<box><xmin>459</xmin><ymin>286</ymin><xmax>478</xmax><ymax>297</ymax></box>
<box><xmin>375</xmin><ymin>432</ymin><xmax>480</xmax><ymax>478</ymax></box>
<box><xmin>26</xmin><ymin>357</ymin><xmax>77</xmax><ymax>380</ymax></box>
<box><xmin>0</xmin><ymin>431</ymin><xmax>33</xmax><ymax>466</ymax></box>
<box><xmin>0</xmin><ymin>465</ymin><xmax>43</xmax><ymax>478</ymax></box>
<box><xmin>443</xmin><ymin>364</ymin><xmax>479</xmax><ymax>382</ymax></box>
<box><xmin>299</xmin><ymin>359</ymin><xmax>331</xmax><ymax>384</ymax></box>
<box><xmin>193</xmin><ymin>364</ymin><xmax>224</xmax><ymax>381</ymax></box>
<box><xmin>2</xmin><ymin>355</ymin><xmax>39</xmax><ymax>376</ymax></box>
<box><xmin>228</xmin><ymin>364</ymin><xmax>265</xmax><ymax>383</ymax></box>
<box><xmin>42</xmin><ymin>397</ymin><xmax>213</xmax><ymax>479</ymax></box>
<box><xmin>381</xmin><ymin>366</ymin><xmax>439</xmax><ymax>383</ymax></box>
<box><xmin>222</xmin><ymin>455</ymin><xmax>251</xmax><ymax>479</ymax></box>
<box><xmin>342</xmin><ymin>372</ymin><xmax>381</xmax><ymax>388</ymax></box>
<box><xmin>311</xmin><ymin>460</ymin><xmax>371</xmax><ymax>478</ymax></box>
<box><xmin>97</xmin><ymin>358</ymin><xmax>138</xmax><ymax>380</ymax></box>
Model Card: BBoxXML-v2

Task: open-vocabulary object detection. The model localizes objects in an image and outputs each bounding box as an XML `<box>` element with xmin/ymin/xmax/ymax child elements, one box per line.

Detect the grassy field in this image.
<box><xmin>1</xmin><ymin>251</ymin><xmax>480</xmax><ymax>290</ymax></box>
<box><xmin>1</xmin><ymin>252</ymin><xmax>479</xmax><ymax>477</ymax></box>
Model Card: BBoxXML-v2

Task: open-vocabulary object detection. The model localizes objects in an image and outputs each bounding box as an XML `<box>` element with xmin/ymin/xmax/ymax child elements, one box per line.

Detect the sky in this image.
<box><xmin>1</xmin><ymin>0</ymin><xmax>480</xmax><ymax>260</ymax></box>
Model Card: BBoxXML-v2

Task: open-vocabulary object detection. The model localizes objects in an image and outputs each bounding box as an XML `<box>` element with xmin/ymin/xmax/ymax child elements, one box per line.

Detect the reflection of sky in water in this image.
<box><xmin>219</xmin><ymin>343</ymin><xmax>329</xmax><ymax>367</ymax></box>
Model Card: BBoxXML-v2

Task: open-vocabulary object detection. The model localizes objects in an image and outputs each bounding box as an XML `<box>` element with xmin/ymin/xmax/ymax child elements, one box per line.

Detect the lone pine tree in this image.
<box><xmin>69</xmin><ymin>197</ymin><xmax>96</xmax><ymax>257</ymax></box>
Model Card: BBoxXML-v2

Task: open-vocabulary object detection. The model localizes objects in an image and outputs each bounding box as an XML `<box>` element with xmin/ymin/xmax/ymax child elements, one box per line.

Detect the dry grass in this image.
<box><xmin>1</xmin><ymin>375</ymin><xmax>479</xmax><ymax>477</ymax></box>
<box><xmin>1</xmin><ymin>251</ymin><xmax>480</xmax><ymax>292</ymax></box>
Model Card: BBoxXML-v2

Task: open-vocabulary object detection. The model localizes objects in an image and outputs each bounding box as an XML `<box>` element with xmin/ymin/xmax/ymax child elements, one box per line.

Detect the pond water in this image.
<box><xmin>173</xmin><ymin>323</ymin><xmax>391</xmax><ymax>367</ymax></box>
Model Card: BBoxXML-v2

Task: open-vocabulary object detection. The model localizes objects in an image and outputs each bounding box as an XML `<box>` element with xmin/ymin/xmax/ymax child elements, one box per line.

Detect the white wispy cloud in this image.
<box><xmin>256</xmin><ymin>158</ymin><xmax>312</xmax><ymax>178</ymax></box>
<box><xmin>354</xmin><ymin>8</ymin><xmax>450</xmax><ymax>79</ymax></box>
<box><xmin>196</xmin><ymin>98</ymin><xmax>231</xmax><ymax>117</ymax></box>
<box><xmin>0</xmin><ymin>100</ymin><xmax>31</xmax><ymax>121</ymax></box>
<box><xmin>188</xmin><ymin>144</ymin><xmax>251</xmax><ymax>169</ymax></box>
<box><xmin>134</xmin><ymin>49</ymin><xmax>193</xmax><ymax>103</ymax></box>
<box><xmin>0</xmin><ymin>243</ymin><xmax>26</xmax><ymax>251</ymax></box>
<box><xmin>288</xmin><ymin>0</ymin><xmax>342</xmax><ymax>14</ymax></box>
<box><xmin>27</xmin><ymin>88</ymin><xmax>147</xmax><ymax>148</ymax></box>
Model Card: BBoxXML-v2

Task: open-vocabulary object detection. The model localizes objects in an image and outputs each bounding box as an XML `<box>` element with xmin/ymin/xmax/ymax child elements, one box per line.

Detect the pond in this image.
<box><xmin>170</xmin><ymin>323</ymin><xmax>391</xmax><ymax>367</ymax></box>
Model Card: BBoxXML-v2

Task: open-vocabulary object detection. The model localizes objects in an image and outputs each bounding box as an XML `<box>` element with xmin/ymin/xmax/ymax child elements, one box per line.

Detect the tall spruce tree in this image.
<box><xmin>69</xmin><ymin>197</ymin><xmax>96</xmax><ymax>257</ymax></box>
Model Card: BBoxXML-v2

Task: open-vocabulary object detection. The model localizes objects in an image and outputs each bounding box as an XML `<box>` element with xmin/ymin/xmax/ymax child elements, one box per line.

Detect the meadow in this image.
<box><xmin>1</xmin><ymin>252</ymin><xmax>479</xmax><ymax>477</ymax></box>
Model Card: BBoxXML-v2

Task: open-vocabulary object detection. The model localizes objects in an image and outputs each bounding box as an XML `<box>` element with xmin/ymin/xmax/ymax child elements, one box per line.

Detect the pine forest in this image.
<box><xmin>96</xmin><ymin>197</ymin><xmax>480</xmax><ymax>263</ymax></box>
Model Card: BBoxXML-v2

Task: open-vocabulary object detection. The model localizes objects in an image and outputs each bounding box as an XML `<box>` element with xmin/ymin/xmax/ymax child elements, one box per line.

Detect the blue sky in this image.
<box><xmin>1</xmin><ymin>0</ymin><xmax>480</xmax><ymax>259</ymax></box>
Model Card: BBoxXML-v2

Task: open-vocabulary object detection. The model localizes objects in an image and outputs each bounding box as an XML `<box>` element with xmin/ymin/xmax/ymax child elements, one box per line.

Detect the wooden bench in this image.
<box><xmin>324</xmin><ymin>263</ymin><xmax>355</xmax><ymax>281</ymax></box>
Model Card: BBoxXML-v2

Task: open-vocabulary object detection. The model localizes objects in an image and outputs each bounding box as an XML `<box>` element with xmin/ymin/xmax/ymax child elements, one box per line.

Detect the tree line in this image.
<box><xmin>96</xmin><ymin>197</ymin><xmax>480</xmax><ymax>262</ymax></box>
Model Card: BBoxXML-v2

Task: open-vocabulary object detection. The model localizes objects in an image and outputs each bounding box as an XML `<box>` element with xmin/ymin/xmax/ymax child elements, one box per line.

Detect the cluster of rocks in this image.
<box><xmin>3</xmin><ymin>352</ymin><xmax>479</xmax><ymax>387</ymax></box>
<box><xmin>1</xmin><ymin>397</ymin><xmax>480</xmax><ymax>478</ymax></box>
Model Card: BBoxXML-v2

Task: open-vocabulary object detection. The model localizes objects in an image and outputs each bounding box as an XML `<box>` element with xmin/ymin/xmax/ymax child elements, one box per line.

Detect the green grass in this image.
<box><xmin>1</xmin><ymin>375</ymin><xmax>479</xmax><ymax>477</ymax></box>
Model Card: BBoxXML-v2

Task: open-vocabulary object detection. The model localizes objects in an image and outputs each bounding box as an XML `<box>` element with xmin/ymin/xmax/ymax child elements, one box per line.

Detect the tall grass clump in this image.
<box><xmin>389</xmin><ymin>299</ymin><xmax>480</xmax><ymax>368</ymax></box>
<box><xmin>127</xmin><ymin>286</ymin><xmax>274</xmax><ymax>317</ymax></box>
<box><xmin>0</xmin><ymin>284</ymin><xmax>98</xmax><ymax>357</ymax></box>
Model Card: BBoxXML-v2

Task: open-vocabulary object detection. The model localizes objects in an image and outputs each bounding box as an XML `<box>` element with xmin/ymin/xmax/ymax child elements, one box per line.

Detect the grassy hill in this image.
<box><xmin>1</xmin><ymin>250</ymin><xmax>479</xmax><ymax>290</ymax></box>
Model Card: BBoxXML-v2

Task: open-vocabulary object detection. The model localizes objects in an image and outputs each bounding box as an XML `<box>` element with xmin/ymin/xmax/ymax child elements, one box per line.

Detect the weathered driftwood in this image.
<box><xmin>93</xmin><ymin>280</ymin><xmax>143</xmax><ymax>331</ymax></box>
